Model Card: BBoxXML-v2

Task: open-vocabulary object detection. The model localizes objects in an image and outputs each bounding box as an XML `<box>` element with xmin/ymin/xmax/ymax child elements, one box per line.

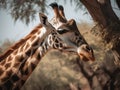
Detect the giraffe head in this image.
<box><xmin>39</xmin><ymin>13</ymin><xmax>95</xmax><ymax>62</ymax></box>
<box><xmin>77</xmin><ymin>44</ymin><xmax>95</xmax><ymax>61</ymax></box>
<box><xmin>56</xmin><ymin>18</ymin><xmax>95</xmax><ymax>61</ymax></box>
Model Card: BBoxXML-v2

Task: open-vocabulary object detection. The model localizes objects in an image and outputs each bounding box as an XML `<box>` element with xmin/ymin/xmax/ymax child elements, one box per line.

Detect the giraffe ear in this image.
<box><xmin>67</xmin><ymin>19</ymin><xmax>79</xmax><ymax>32</ymax></box>
<box><xmin>39</xmin><ymin>13</ymin><xmax>48</xmax><ymax>26</ymax></box>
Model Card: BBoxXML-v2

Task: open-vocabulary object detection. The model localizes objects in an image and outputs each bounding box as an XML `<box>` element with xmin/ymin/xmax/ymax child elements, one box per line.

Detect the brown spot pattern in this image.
<box><xmin>13</xmin><ymin>62</ymin><xmax>20</xmax><ymax>68</ymax></box>
<box><xmin>7</xmin><ymin>56</ymin><xmax>13</xmax><ymax>62</ymax></box>
<box><xmin>0</xmin><ymin>24</ymin><xmax>42</xmax><ymax>61</ymax></box>
<box><xmin>6</xmin><ymin>70</ymin><xmax>12</xmax><ymax>76</ymax></box>
<box><xmin>17</xmin><ymin>55</ymin><xmax>24</xmax><ymax>62</ymax></box>
<box><xmin>4</xmin><ymin>63</ymin><xmax>11</xmax><ymax>69</ymax></box>
<box><xmin>1</xmin><ymin>75</ymin><xmax>10</xmax><ymax>82</ymax></box>
<box><xmin>0</xmin><ymin>60</ymin><xmax>6</xmax><ymax>65</ymax></box>
<box><xmin>0</xmin><ymin>67</ymin><xmax>4</xmax><ymax>76</ymax></box>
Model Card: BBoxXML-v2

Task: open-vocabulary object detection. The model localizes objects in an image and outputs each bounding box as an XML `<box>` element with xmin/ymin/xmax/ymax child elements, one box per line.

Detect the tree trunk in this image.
<box><xmin>80</xmin><ymin>0</ymin><xmax>119</xmax><ymax>27</ymax></box>
<box><xmin>116</xmin><ymin>0</ymin><xmax>120</xmax><ymax>9</ymax></box>
<box><xmin>80</xmin><ymin>0</ymin><xmax>120</xmax><ymax>65</ymax></box>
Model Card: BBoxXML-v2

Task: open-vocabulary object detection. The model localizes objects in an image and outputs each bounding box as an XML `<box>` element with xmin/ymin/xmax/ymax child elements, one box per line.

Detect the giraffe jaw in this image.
<box><xmin>77</xmin><ymin>44</ymin><xmax>95</xmax><ymax>62</ymax></box>
<box><xmin>61</xmin><ymin>44</ymin><xmax>95</xmax><ymax>62</ymax></box>
<box><xmin>62</xmin><ymin>46</ymin><xmax>78</xmax><ymax>53</ymax></box>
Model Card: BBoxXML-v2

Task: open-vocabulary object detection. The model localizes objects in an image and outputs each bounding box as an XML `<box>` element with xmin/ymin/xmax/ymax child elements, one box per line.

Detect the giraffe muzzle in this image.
<box><xmin>77</xmin><ymin>44</ymin><xmax>95</xmax><ymax>62</ymax></box>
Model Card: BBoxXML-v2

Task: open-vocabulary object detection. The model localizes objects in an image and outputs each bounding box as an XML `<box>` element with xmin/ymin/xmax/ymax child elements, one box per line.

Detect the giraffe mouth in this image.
<box><xmin>77</xmin><ymin>44</ymin><xmax>95</xmax><ymax>62</ymax></box>
<box><xmin>79</xmin><ymin>53</ymin><xmax>95</xmax><ymax>62</ymax></box>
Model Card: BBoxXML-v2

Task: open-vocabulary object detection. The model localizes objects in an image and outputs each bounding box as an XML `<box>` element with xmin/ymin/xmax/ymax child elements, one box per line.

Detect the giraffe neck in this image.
<box><xmin>0</xmin><ymin>25</ymin><xmax>55</xmax><ymax>89</ymax></box>
<box><xmin>0</xmin><ymin>24</ymin><xmax>42</xmax><ymax>61</ymax></box>
<box><xmin>14</xmin><ymin>39</ymin><xmax>51</xmax><ymax>89</ymax></box>
<box><xmin>0</xmin><ymin>23</ymin><xmax>69</xmax><ymax>89</ymax></box>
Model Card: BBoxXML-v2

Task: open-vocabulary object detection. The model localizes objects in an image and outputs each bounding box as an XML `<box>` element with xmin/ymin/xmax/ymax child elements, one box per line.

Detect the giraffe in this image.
<box><xmin>0</xmin><ymin>13</ymin><xmax>94</xmax><ymax>90</ymax></box>
<box><xmin>49</xmin><ymin>2</ymin><xmax>94</xmax><ymax>61</ymax></box>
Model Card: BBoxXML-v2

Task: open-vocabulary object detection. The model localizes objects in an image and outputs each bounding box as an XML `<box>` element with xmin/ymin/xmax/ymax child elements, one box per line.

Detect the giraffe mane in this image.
<box><xmin>0</xmin><ymin>24</ymin><xmax>42</xmax><ymax>61</ymax></box>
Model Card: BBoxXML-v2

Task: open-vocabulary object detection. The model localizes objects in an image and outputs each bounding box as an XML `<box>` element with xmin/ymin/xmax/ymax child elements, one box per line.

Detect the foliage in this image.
<box><xmin>63</xmin><ymin>0</ymin><xmax>88</xmax><ymax>14</ymax></box>
<box><xmin>0</xmin><ymin>0</ymin><xmax>119</xmax><ymax>25</ymax></box>
<box><xmin>0</xmin><ymin>0</ymin><xmax>47</xmax><ymax>25</ymax></box>
<box><xmin>0</xmin><ymin>0</ymin><xmax>88</xmax><ymax>25</ymax></box>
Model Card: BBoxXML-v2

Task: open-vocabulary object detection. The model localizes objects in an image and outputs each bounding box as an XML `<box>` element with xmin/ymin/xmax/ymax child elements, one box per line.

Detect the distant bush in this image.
<box><xmin>0</xmin><ymin>39</ymin><xmax>14</xmax><ymax>54</ymax></box>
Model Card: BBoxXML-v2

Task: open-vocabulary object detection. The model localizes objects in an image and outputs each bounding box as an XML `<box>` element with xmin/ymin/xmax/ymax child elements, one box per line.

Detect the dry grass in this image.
<box><xmin>22</xmin><ymin>51</ymin><xmax>81</xmax><ymax>90</ymax></box>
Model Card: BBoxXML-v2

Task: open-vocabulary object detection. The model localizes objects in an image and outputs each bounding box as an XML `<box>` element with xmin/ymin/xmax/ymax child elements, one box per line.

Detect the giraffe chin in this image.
<box><xmin>79</xmin><ymin>53</ymin><xmax>95</xmax><ymax>62</ymax></box>
<box><xmin>77</xmin><ymin>44</ymin><xmax>95</xmax><ymax>62</ymax></box>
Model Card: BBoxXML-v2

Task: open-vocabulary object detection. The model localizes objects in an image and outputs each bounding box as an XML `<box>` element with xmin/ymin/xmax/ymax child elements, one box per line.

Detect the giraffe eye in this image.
<box><xmin>57</xmin><ymin>29</ymin><xmax>69</xmax><ymax>34</ymax></box>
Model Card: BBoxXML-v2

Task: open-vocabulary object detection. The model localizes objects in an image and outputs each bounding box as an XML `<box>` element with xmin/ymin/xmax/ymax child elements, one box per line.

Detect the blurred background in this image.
<box><xmin>0</xmin><ymin>0</ymin><xmax>120</xmax><ymax>90</ymax></box>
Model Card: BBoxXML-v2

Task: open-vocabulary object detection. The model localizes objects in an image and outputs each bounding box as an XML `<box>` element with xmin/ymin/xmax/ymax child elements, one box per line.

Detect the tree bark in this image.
<box><xmin>80</xmin><ymin>0</ymin><xmax>120</xmax><ymax>65</ymax></box>
<box><xmin>116</xmin><ymin>0</ymin><xmax>120</xmax><ymax>9</ymax></box>
<box><xmin>80</xmin><ymin>0</ymin><xmax>119</xmax><ymax>27</ymax></box>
